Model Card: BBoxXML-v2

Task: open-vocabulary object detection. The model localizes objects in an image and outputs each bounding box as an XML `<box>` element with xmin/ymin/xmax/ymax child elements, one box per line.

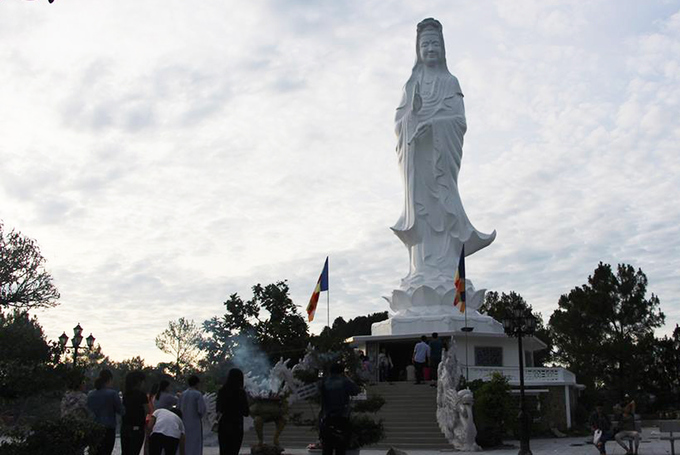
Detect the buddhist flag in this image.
<box><xmin>453</xmin><ymin>246</ymin><xmax>466</xmax><ymax>313</ymax></box>
<box><xmin>306</xmin><ymin>257</ymin><xmax>329</xmax><ymax>322</ymax></box>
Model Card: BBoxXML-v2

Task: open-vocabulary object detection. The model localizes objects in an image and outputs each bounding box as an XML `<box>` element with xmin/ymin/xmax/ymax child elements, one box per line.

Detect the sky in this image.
<box><xmin>1</xmin><ymin>0</ymin><xmax>679</xmax><ymax>365</ymax></box>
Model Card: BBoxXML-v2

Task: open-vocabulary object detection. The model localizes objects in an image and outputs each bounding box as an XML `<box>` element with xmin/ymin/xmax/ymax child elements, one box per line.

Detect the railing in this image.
<box><xmin>463</xmin><ymin>366</ymin><xmax>576</xmax><ymax>385</ymax></box>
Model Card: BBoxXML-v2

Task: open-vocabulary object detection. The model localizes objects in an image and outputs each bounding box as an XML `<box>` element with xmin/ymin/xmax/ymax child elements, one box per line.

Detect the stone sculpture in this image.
<box><xmin>389</xmin><ymin>17</ymin><xmax>495</xmax><ymax>312</ymax></box>
<box><xmin>245</xmin><ymin>358</ymin><xmax>299</xmax><ymax>451</ymax></box>
<box><xmin>437</xmin><ymin>338</ymin><xmax>481</xmax><ymax>451</ymax></box>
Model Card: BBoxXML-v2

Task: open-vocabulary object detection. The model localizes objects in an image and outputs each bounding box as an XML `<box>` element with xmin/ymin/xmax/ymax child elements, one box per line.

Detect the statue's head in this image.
<box><xmin>415</xmin><ymin>18</ymin><xmax>447</xmax><ymax>69</ymax></box>
<box><xmin>458</xmin><ymin>388</ymin><xmax>474</xmax><ymax>405</ymax></box>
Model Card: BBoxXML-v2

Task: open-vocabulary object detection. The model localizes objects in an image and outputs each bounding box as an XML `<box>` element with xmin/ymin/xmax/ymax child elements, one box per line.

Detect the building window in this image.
<box><xmin>525</xmin><ymin>350</ymin><xmax>534</xmax><ymax>367</ymax></box>
<box><xmin>475</xmin><ymin>347</ymin><xmax>503</xmax><ymax>366</ymax></box>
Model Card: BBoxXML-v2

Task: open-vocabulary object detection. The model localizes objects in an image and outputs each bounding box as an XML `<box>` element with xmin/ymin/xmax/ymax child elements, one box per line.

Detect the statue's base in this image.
<box><xmin>372</xmin><ymin>310</ymin><xmax>503</xmax><ymax>336</ymax></box>
<box><xmin>251</xmin><ymin>444</ymin><xmax>284</xmax><ymax>455</ymax></box>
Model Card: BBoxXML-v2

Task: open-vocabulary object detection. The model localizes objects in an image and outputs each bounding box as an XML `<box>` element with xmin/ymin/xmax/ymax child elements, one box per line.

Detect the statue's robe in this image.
<box><xmin>393</xmin><ymin>71</ymin><xmax>495</xmax><ymax>294</ymax></box>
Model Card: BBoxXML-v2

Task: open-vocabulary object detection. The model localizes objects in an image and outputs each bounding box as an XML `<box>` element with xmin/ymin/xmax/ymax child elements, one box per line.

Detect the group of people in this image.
<box><xmin>354</xmin><ymin>333</ymin><xmax>445</xmax><ymax>385</ymax></box>
<box><xmin>412</xmin><ymin>332</ymin><xmax>444</xmax><ymax>385</ymax></box>
<box><xmin>59</xmin><ymin>368</ymin><xmax>250</xmax><ymax>455</ymax></box>
<box><xmin>358</xmin><ymin>349</ymin><xmax>395</xmax><ymax>383</ymax></box>
<box><xmin>590</xmin><ymin>399</ymin><xmax>640</xmax><ymax>455</ymax></box>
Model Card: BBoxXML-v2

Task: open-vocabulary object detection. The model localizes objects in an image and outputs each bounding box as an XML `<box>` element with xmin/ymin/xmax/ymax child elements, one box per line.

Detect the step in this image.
<box><xmin>240</xmin><ymin>381</ymin><xmax>454</xmax><ymax>449</ymax></box>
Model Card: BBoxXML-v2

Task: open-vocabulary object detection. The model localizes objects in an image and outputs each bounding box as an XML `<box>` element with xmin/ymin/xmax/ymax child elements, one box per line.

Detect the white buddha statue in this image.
<box><xmin>391</xmin><ymin>18</ymin><xmax>496</xmax><ymax>309</ymax></box>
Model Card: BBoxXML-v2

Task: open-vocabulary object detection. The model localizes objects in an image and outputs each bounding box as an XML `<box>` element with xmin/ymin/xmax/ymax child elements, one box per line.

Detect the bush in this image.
<box><xmin>352</xmin><ymin>395</ymin><xmax>385</xmax><ymax>414</ymax></box>
<box><xmin>348</xmin><ymin>392</ymin><xmax>385</xmax><ymax>448</ymax></box>
<box><xmin>0</xmin><ymin>416</ymin><xmax>104</xmax><ymax>455</ymax></box>
<box><xmin>471</xmin><ymin>372</ymin><xmax>514</xmax><ymax>448</ymax></box>
<box><xmin>348</xmin><ymin>414</ymin><xmax>384</xmax><ymax>449</ymax></box>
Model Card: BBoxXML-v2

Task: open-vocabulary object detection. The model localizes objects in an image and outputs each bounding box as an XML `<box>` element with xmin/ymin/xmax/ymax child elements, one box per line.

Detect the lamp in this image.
<box><xmin>59</xmin><ymin>324</ymin><xmax>95</xmax><ymax>366</ymax></box>
<box><xmin>86</xmin><ymin>333</ymin><xmax>96</xmax><ymax>349</ymax></box>
<box><xmin>58</xmin><ymin>332</ymin><xmax>69</xmax><ymax>349</ymax></box>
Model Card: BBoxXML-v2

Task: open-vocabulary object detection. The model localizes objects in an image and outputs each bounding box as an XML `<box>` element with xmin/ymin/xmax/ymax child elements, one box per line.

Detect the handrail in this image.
<box><xmin>462</xmin><ymin>366</ymin><xmax>576</xmax><ymax>384</ymax></box>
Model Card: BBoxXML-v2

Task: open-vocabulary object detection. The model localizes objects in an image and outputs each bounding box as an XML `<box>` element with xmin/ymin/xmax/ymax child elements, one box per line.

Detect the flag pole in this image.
<box><xmin>464</xmin><ymin>302</ymin><xmax>469</xmax><ymax>382</ymax></box>
<box><xmin>458</xmin><ymin>245</ymin><xmax>472</xmax><ymax>383</ymax></box>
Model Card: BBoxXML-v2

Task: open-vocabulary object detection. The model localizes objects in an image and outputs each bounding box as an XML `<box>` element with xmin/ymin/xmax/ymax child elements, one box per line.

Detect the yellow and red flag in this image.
<box><xmin>453</xmin><ymin>246</ymin><xmax>466</xmax><ymax>313</ymax></box>
<box><xmin>306</xmin><ymin>257</ymin><xmax>329</xmax><ymax>322</ymax></box>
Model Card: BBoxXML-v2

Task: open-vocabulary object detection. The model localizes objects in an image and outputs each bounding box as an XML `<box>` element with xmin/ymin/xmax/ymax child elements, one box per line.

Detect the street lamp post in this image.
<box><xmin>503</xmin><ymin>306</ymin><xmax>536</xmax><ymax>455</ymax></box>
<box><xmin>58</xmin><ymin>323</ymin><xmax>96</xmax><ymax>366</ymax></box>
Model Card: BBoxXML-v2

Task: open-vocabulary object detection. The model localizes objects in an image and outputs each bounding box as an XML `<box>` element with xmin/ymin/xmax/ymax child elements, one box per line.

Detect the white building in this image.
<box><xmin>349</xmin><ymin>310</ymin><xmax>583</xmax><ymax>430</ymax></box>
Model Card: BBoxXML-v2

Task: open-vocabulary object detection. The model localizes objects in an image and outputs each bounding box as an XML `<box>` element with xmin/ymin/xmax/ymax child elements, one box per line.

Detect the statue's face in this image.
<box><xmin>418</xmin><ymin>30</ymin><xmax>442</xmax><ymax>67</ymax></box>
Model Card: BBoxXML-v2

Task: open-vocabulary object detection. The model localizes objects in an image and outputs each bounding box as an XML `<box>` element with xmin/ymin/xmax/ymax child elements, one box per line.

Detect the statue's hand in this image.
<box><xmin>412</xmin><ymin>82</ymin><xmax>422</xmax><ymax>113</ymax></box>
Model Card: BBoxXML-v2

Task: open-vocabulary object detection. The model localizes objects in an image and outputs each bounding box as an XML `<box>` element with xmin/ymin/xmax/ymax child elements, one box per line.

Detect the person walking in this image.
<box><xmin>216</xmin><ymin>368</ymin><xmax>250</xmax><ymax>455</ymax></box>
<box><xmin>121</xmin><ymin>371</ymin><xmax>149</xmax><ymax>455</ymax></box>
<box><xmin>319</xmin><ymin>363</ymin><xmax>361</xmax><ymax>455</ymax></box>
<box><xmin>147</xmin><ymin>407</ymin><xmax>186</xmax><ymax>455</ymax></box>
<box><xmin>429</xmin><ymin>332</ymin><xmax>443</xmax><ymax>386</ymax></box>
<box><xmin>178</xmin><ymin>375</ymin><xmax>206</xmax><ymax>455</ymax></box>
<box><xmin>88</xmin><ymin>369</ymin><xmax>124</xmax><ymax>455</ymax></box>
<box><xmin>412</xmin><ymin>335</ymin><xmax>430</xmax><ymax>384</ymax></box>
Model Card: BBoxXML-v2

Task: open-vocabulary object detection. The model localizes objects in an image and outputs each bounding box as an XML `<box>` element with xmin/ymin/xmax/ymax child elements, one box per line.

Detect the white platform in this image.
<box><xmin>371</xmin><ymin>308</ymin><xmax>504</xmax><ymax>337</ymax></box>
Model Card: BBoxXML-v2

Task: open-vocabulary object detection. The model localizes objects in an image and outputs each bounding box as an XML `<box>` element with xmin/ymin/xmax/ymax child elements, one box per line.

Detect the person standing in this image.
<box><xmin>153</xmin><ymin>380</ymin><xmax>178</xmax><ymax>410</ymax></box>
<box><xmin>359</xmin><ymin>354</ymin><xmax>374</xmax><ymax>385</ymax></box>
<box><xmin>377</xmin><ymin>348</ymin><xmax>393</xmax><ymax>382</ymax></box>
<box><xmin>88</xmin><ymin>369</ymin><xmax>124</xmax><ymax>455</ymax></box>
<box><xmin>589</xmin><ymin>403</ymin><xmax>613</xmax><ymax>455</ymax></box>
<box><xmin>216</xmin><ymin>368</ymin><xmax>250</xmax><ymax>455</ymax></box>
<box><xmin>429</xmin><ymin>332</ymin><xmax>443</xmax><ymax>386</ymax></box>
<box><xmin>147</xmin><ymin>407</ymin><xmax>186</xmax><ymax>455</ymax></box>
<box><xmin>178</xmin><ymin>375</ymin><xmax>206</xmax><ymax>455</ymax></box>
<box><xmin>143</xmin><ymin>383</ymin><xmax>158</xmax><ymax>455</ymax></box>
<box><xmin>61</xmin><ymin>371</ymin><xmax>89</xmax><ymax>420</ymax></box>
<box><xmin>319</xmin><ymin>363</ymin><xmax>361</xmax><ymax>455</ymax></box>
<box><xmin>412</xmin><ymin>335</ymin><xmax>430</xmax><ymax>384</ymax></box>
<box><xmin>121</xmin><ymin>371</ymin><xmax>149</xmax><ymax>455</ymax></box>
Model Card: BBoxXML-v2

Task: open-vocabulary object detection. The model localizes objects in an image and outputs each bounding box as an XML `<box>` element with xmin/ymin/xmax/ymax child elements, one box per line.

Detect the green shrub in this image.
<box><xmin>348</xmin><ymin>414</ymin><xmax>384</xmax><ymax>449</ymax></box>
<box><xmin>472</xmin><ymin>372</ymin><xmax>515</xmax><ymax>448</ymax></box>
<box><xmin>352</xmin><ymin>395</ymin><xmax>385</xmax><ymax>414</ymax></box>
<box><xmin>0</xmin><ymin>416</ymin><xmax>104</xmax><ymax>455</ymax></box>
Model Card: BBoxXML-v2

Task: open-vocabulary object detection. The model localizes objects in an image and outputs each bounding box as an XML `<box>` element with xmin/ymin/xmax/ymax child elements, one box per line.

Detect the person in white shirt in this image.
<box><xmin>147</xmin><ymin>408</ymin><xmax>186</xmax><ymax>455</ymax></box>
<box><xmin>412</xmin><ymin>335</ymin><xmax>431</xmax><ymax>384</ymax></box>
<box><xmin>378</xmin><ymin>349</ymin><xmax>393</xmax><ymax>382</ymax></box>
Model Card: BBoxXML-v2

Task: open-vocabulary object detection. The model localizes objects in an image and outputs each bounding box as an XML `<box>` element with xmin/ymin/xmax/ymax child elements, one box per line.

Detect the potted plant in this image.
<box><xmin>347</xmin><ymin>413</ymin><xmax>385</xmax><ymax>454</ymax></box>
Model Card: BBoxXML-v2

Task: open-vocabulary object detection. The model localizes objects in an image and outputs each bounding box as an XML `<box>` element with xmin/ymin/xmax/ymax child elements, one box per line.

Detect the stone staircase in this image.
<box><xmin>242</xmin><ymin>382</ymin><xmax>452</xmax><ymax>450</ymax></box>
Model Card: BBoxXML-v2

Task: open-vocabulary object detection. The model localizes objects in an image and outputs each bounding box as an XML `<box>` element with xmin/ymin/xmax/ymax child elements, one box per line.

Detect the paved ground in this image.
<box><xmin>110</xmin><ymin>427</ymin><xmax>677</xmax><ymax>455</ymax></box>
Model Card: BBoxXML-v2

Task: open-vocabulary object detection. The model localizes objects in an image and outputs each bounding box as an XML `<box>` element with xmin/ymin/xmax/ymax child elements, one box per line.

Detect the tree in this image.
<box><xmin>0</xmin><ymin>222</ymin><xmax>60</xmax><ymax>310</ymax></box>
<box><xmin>0</xmin><ymin>310</ymin><xmax>70</xmax><ymax>427</ymax></box>
<box><xmin>0</xmin><ymin>310</ymin><xmax>60</xmax><ymax>399</ymax></box>
<box><xmin>155</xmin><ymin>317</ymin><xmax>204</xmax><ymax>378</ymax></box>
<box><xmin>314</xmin><ymin>312</ymin><xmax>389</xmax><ymax>352</ymax></box>
<box><xmin>202</xmin><ymin>281</ymin><xmax>309</xmax><ymax>365</ymax></box>
<box><xmin>639</xmin><ymin>325</ymin><xmax>680</xmax><ymax>411</ymax></box>
<box><xmin>549</xmin><ymin>262</ymin><xmax>664</xmax><ymax>403</ymax></box>
<box><xmin>480</xmin><ymin>291</ymin><xmax>553</xmax><ymax>366</ymax></box>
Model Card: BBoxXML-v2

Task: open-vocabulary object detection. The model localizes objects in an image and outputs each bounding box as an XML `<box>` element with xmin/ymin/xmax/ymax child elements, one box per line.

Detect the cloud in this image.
<box><xmin>1</xmin><ymin>1</ymin><xmax>679</xmax><ymax>364</ymax></box>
